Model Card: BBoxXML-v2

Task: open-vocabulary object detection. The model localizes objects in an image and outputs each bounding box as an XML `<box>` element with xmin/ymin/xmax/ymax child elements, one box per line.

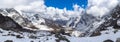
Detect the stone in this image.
<box><xmin>116</xmin><ymin>38</ymin><xmax>120</xmax><ymax>42</ymax></box>
<box><xmin>4</xmin><ymin>40</ymin><xmax>13</xmax><ymax>42</ymax></box>
<box><xmin>16</xmin><ymin>35</ymin><xmax>24</xmax><ymax>39</ymax></box>
<box><xmin>103</xmin><ymin>39</ymin><xmax>114</xmax><ymax>42</ymax></box>
<box><xmin>90</xmin><ymin>31</ymin><xmax>101</xmax><ymax>37</ymax></box>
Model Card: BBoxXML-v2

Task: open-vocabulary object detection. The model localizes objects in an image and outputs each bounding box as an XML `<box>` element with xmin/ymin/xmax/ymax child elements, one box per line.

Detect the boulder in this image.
<box><xmin>116</xmin><ymin>38</ymin><xmax>120</xmax><ymax>42</ymax></box>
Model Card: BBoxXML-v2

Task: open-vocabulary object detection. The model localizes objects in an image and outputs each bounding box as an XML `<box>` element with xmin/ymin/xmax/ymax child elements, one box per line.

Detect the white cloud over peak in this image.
<box><xmin>13</xmin><ymin>0</ymin><xmax>84</xmax><ymax>20</ymax></box>
<box><xmin>0</xmin><ymin>0</ymin><xmax>119</xmax><ymax>18</ymax></box>
<box><xmin>87</xmin><ymin>0</ymin><xmax>119</xmax><ymax>17</ymax></box>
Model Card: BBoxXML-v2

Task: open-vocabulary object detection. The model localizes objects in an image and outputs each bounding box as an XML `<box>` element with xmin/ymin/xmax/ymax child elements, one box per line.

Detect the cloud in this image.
<box><xmin>13</xmin><ymin>0</ymin><xmax>84</xmax><ymax>21</ymax></box>
<box><xmin>0</xmin><ymin>0</ymin><xmax>39</xmax><ymax>8</ymax></box>
<box><xmin>14</xmin><ymin>0</ymin><xmax>46</xmax><ymax>12</ymax></box>
<box><xmin>0</xmin><ymin>0</ymin><xmax>119</xmax><ymax>18</ymax></box>
<box><xmin>0</xmin><ymin>0</ymin><xmax>84</xmax><ymax>16</ymax></box>
<box><xmin>87</xmin><ymin>0</ymin><xmax>119</xmax><ymax>17</ymax></box>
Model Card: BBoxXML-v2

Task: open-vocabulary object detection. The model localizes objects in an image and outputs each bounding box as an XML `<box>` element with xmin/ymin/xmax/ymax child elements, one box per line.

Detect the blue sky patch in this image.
<box><xmin>44</xmin><ymin>0</ymin><xmax>88</xmax><ymax>10</ymax></box>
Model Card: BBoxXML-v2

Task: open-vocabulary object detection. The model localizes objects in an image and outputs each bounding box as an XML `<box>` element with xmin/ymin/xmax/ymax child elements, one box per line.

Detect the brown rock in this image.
<box><xmin>16</xmin><ymin>35</ymin><xmax>24</xmax><ymax>39</ymax></box>
<box><xmin>90</xmin><ymin>31</ymin><xmax>101</xmax><ymax>37</ymax></box>
<box><xmin>4</xmin><ymin>40</ymin><xmax>13</xmax><ymax>42</ymax></box>
<box><xmin>103</xmin><ymin>39</ymin><xmax>113</xmax><ymax>42</ymax></box>
<box><xmin>116</xmin><ymin>38</ymin><xmax>120</xmax><ymax>42</ymax></box>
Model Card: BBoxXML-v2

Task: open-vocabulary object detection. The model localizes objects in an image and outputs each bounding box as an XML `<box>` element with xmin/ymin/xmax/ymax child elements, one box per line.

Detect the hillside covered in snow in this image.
<box><xmin>0</xmin><ymin>0</ymin><xmax>120</xmax><ymax>42</ymax></box>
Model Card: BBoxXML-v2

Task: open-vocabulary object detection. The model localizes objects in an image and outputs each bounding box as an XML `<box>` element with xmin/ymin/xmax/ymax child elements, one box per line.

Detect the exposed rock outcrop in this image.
<box><xmin>103</xmin><ymin>39</ymin><xmax>114</xmax><ymax>42</ymax></box>
<box><xmin>0</xmin><ymin>14</ymin><xmax>35</xmax><ymax>32</ymax></box>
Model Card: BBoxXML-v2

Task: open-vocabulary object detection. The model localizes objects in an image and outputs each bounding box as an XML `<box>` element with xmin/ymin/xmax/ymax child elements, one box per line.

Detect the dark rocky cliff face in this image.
<box><xmin>99</xmin><ymin>5</ymin><xmax>120</xmax><ymax>30</ymax></box>
<box><xmin>0</xmin><ymin>14</ymin><xmax>21</xmax><ymax>30</ymax></box>
<box><xmin>0</xmin><ymin>14</ymin><xmax>35</xmax><ymax>32</ymax></box>
<box><xmin>90</xmin><ymin>5</ymin><xmax>120</xmax><ymax>36</ymax></box>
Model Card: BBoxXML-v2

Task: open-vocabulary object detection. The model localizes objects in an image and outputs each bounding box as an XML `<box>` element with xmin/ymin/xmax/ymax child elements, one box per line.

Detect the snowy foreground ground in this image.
<box><xmin>0</xmin><ymin>27</ymin><xmax>120</xmax><ymax>42</ymax></box>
